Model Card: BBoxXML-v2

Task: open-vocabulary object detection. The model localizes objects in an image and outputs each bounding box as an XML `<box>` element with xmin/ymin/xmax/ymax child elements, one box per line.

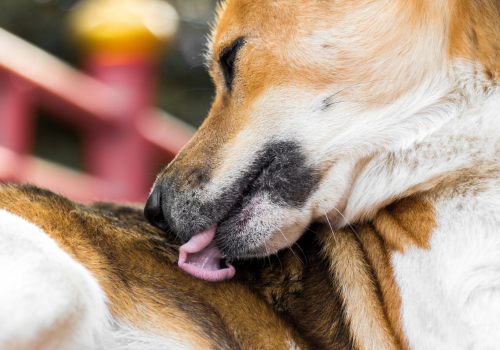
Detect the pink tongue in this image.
<box><xmin>178</xmin><ymin>225</ymin><xmax>235</xmax><ymax>282</ymax></box>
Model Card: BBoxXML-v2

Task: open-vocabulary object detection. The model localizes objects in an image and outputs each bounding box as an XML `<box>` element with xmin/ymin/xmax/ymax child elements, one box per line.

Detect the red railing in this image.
<box><xmin>0</xmin><ymin>28</ymin><xmax>194</xmax><ymax>203</ymax></box>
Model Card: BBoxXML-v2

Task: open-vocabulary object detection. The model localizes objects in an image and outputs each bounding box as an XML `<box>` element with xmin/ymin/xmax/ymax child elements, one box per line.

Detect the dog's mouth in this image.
<box><xmin>170</xmin><ymin>140</ymin><xmax>319</xmax><ymax>281</ymax></box>
<box><xmin>178</xmin><ymin>163</ymin><xmax>269</xmax><ymax>282</ymax></box>
<box><xmin>178</xmin><ymin>225</ymin><xmax>236</xmax><ymax>282</ymax></box>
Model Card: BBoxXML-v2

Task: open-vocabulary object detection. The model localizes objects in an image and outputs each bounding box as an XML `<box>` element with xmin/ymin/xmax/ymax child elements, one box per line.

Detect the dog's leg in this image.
<box><xmin>0</xmin><ymin>209</ymin><xmax>110</xmax><ymax>350</ymax></box>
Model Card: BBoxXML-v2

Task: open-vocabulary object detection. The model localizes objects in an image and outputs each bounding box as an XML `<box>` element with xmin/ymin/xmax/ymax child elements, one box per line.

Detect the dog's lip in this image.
<box><xmin>178</xmin><ymin>225</ymin><xmax>236</xmax><ymax>282</ymax></box>
<box><xmin>179</xmin><ymin>161</ymin><xmax>274</xmax><ymax>268</ymax></box>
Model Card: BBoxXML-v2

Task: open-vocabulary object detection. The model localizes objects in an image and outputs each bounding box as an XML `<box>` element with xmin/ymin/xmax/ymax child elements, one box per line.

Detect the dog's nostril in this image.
<box><xmin>144</xmin><ymin>186</ymin><xmax>168</xmax><ymax>231</ymax></box>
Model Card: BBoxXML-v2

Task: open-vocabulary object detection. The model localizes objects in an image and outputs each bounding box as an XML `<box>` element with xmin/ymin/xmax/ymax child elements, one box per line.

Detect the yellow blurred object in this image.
<box><xmin>69</xmin><ymin>0</ymin><xmax>179</xmax><ymax>55</ymax></box>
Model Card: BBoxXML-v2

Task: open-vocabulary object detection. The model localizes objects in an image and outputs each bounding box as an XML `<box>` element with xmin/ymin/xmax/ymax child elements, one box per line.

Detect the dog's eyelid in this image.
<box><xmin>218</xmin><ymin>37</ymin><xmax>244</xmax><ymax>63</ymax></box>
<box><xmin>219</xmin><ymin>37</ymin><xmax>245</xmax><ymax>90</ymax></box>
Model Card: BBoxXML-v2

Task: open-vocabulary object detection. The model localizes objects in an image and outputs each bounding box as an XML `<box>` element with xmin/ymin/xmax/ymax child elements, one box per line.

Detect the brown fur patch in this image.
<box><xmin>373</xmin><ymin>196</ymin><xmax>436</xmax><ymax>253</ymax></box>
<box><xmin>448</xmin><ymin>0</ymin><xmax>500</xmax><ymax>81</ymax></box>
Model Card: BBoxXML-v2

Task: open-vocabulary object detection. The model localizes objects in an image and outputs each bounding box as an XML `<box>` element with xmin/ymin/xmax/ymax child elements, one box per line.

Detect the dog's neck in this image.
<box><xmin>343</xmin><ymin>65</ymin><xmax>500</xmax><ymax>225</ymax></box>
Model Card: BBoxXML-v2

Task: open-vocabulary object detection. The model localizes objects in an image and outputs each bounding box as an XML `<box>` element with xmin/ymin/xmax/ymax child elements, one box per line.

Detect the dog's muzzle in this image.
<box><xmin>144</xmin><ymin>140</ymin><xmax>320</xmax><ymax>282</ymax></box>
<box><xmin>145</xmin><ymin>186</ymin><xmax>236</xmax><ymax>282</ymax></box>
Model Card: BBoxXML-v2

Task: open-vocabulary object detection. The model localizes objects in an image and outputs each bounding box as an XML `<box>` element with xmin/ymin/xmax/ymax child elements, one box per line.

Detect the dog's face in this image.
<box><xmin>146</xmin><ymin>0</ymin><xmax>449</xmax><ymax>260</ymax></box>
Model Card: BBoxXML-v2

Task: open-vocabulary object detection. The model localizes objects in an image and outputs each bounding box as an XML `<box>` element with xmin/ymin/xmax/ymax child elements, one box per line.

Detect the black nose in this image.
<box><xmin>144</xmin><ymin>186</ymin><xmax>168</xmax><ymax>231</ymax></box>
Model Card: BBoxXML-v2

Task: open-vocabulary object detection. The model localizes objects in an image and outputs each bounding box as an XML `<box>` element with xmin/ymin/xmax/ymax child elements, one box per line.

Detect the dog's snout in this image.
<box><xmin>144</xmin><ymin>186</ymin><xmax>168</xmax><ymax>231</ymax></box>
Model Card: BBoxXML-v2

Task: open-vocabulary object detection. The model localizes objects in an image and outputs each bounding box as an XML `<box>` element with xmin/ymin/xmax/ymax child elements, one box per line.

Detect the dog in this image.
<box><xmin>0</xmin><ymin>183</ymin><xmax>430</xmax><ymax>349</ymax></box>
<box><xmin>144</xmin><ymin>0</ymin><xmax>500</xmax><ymax>349</ymax></box>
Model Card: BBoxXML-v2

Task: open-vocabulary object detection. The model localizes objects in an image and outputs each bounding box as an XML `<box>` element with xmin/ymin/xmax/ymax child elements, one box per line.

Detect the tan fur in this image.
<box><xmin>317</xmin><ymin>228</ymin><xmax>399</xmax><ymax>350</ymax></box>
<box><xmin>448</xmin><ymin>0</ymin><xmax>500</xmax><ymax>80</ymax></box>
<box><xmin>373</xmin><ymin>197</ymin><xmax>436</xmax><ymax>253</ymax></box>
<box><xmin>357</xmin><ymin>225</ymin><xmax>409</xmax><ymax>350</ymax></box>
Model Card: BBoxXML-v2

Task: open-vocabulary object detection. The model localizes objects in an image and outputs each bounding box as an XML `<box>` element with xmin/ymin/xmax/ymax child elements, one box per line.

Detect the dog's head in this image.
<box><xmin>145</xmin><ymin>0</ymin><xmax>472</xmax><ymax>280</ymax></box>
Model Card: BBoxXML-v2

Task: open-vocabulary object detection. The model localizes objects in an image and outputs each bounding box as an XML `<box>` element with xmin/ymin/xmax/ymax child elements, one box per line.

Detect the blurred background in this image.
<box><xmin>0</xmin><ymin>0</ymin><xmax>219</xmax><ymax>202</ymax></box>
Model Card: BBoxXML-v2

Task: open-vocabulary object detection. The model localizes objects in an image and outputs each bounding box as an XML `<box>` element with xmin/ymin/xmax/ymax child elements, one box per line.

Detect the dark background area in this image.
<box><xmin>0</xmin><ymin>0</ymin><xmax>217</xmax><ymax>170</ymax></box>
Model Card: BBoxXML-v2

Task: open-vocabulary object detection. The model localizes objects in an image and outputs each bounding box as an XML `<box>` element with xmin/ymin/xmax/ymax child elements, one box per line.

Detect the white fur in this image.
<box><xmin>336</xmin><ymin>64</ymin><xmax>500</xmax><ymax>347</ymax></box>
<box><xmin>0</xmin><ymin>209</ymin><xmax>109</xmax><ymax>350</ymax></box>
<box><xmin>343</xmin><ymin>62</ymin><xmax>498</xmax><ymax>224</ymax></box>
<box><xmin>286</xmin><ymin>337</ymin><xmax>301</xmax><ymax>350</ymax></box>
<box><xmin>392</xmin><ymin>189</ymin><xmax>500</xmax><ymax>350</ymax></box>
<box><xmin>104</xmin><ymin>321</ymin><xmax>199</xmax><ymax>350</ymax></box>
<box><xmin>0</xmin><ymin>209</ymin><xmax>197</xmax><ymax>350</ymax></box>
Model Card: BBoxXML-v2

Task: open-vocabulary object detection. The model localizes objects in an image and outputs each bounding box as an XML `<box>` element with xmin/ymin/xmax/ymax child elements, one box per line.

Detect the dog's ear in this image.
<box><xmin>373</xmin><ymin>197</ymin><xmax>436</xmax><ymax>253</ymax></box>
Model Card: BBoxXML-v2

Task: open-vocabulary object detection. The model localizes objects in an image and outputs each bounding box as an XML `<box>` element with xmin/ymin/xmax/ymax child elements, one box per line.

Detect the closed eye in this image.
<box><xmin>219</xmin><ymin>37</ymin><xmax>244</xmax><ymax>91</ymax></box>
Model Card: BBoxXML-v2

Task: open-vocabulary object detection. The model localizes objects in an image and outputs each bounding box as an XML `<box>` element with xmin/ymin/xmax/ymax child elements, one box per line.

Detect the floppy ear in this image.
<box><xmin>373</xmin><ymin>197</ymin><xmax>436</xmax><ymax>253</ymax></box>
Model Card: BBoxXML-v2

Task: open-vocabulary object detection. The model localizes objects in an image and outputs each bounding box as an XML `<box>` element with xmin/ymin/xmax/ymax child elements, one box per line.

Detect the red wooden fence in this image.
<box><xmin>0</xmin><ymin>28</ymin><xmax>194</xmax><ymax>203</ymax></box>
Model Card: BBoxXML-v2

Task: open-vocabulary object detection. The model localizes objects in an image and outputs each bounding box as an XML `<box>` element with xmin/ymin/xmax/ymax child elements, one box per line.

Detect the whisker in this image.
<box><xmin>278</xmin><ymin>228</ymin><xmax>305</xmax><ymax>267</ymax></box>
<box><xmin>264</xmin><ymin>241</ymin><xmax>273</xmax><ymax>270</ymax></box>
<box><xmin>322</xmin><ymin>208</ymin><xmax>337</xmax><ymax>244</ymax></box>
<box><xmin>293</xmin><ymin>221</ymin><xmax>317</xmax><ymax>235</ymax></box>
<box><xmin>276</xmin><ymin>222</ymin><xmax>311</xmax><ymax>266</ymax></box>
<box><xmin>330</xmin><ymin>206</ymin><xmax>361</xmax><ymax>241</ymax></box>
<box><xmin>326</xmin><ymin>82</ymin><xmax>367</xmax><ymax>101</ymax></box>
<box><xmin>326</xmin><ymin>99</ymin><xmax>401</xmax><ymax>108</ymax></box>
<box><xmin>325</xmin><ymin>79</ymin><xmax>396</xmax><ymax>101</ymax></box>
